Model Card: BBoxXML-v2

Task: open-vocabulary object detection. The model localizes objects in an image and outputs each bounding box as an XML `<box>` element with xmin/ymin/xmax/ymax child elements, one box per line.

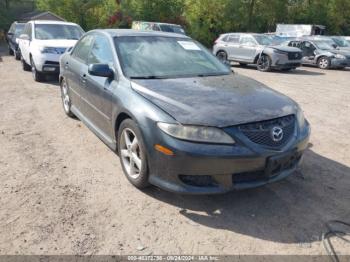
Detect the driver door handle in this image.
<box><xmin>80</xmin><ymin>74</ymin><xmax>87</xmax><ymax>84</ymax></box>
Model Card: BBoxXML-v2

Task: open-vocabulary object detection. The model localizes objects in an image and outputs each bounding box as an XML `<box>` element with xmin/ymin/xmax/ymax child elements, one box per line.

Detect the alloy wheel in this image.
<box><xmin>318</xmin><ymin>58</ymin><xmax>329</xmax><ymax>69</ymax></box>
<box><xmin>120</xmin><ymin>128</ymin><xmax>143</xmax><ymax>179</ymax></box>
<box><xmin>61</xmin><ymin>80</ymin><xmax>70</xmax><ymax>113</ymax></box>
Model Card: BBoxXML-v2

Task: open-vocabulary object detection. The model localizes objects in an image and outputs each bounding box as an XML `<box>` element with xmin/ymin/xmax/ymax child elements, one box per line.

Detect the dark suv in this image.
<box><xmin>6</xmin><ymin>22</ymin><xmax>25</xmax><ymax>60</ymax></box>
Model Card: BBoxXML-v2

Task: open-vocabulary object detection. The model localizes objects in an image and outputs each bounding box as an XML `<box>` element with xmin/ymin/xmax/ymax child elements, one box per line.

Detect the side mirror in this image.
<box><xmin>88</xmin><ymin>64</ymin><xmax>114</xmax><ymax>78</ymax></box>
<box><xmin>19</xmin><ymin>34</ymin><xmax>29</xmax><ymax>40</ymax></box>
<box><xmin>7</xmin><ymin>32</ymin><xmax>14</xmax><ymax>36</ymax></box>
<box><xmin>332</xmin><ymin>44</ymin><xmax>338</xmax><ymax>49</ymax></box>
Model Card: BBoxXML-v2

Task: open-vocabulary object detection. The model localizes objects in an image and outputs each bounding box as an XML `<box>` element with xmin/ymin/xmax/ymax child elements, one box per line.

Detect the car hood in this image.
<box><xmin>35</xmin><ymin>39</ymin><xmax>78</xmax><ymax>48</ymax></box>
<box><xmin>131</xmin><ymin>74</ymin><xmax>298</xmax><ymax>127</ymax></box>
<box><xmin>330</xmin><ymin>49</ymin><xmax>350</xmax><ymax>55</ymax></box>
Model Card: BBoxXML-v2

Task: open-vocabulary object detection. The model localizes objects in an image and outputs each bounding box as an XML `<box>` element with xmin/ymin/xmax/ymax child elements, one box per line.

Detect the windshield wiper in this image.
<box><xmin>130</xmin><ymin>76</ymin><xmax>169</xmax><ymax>79</ymax></box>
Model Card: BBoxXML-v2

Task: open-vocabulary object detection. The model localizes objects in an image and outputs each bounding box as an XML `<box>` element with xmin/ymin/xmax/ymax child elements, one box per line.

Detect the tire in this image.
<box><xmin>118</xmin><ymin>119</ymin><xmax>149</xmax><ymax>189</ymax></box>
<box><xmin>15</xmin><ymin>50</ymin><xmax>21</xmax><ymax>60</ymax></box>
<box><xmin>21</xmin><ymin>55</ymin><xmax>31</xmax><ymax>71</ymax></box>
<box><xmin>257</xmin><ymin>54</ymin><xmax>272</xmax><ymax>72</ymax></box>
<box><xmin>317</xmin><ymin>56</ymin><xmax>331</xmax><ymax>69</ymax></box>
<box><xmin>216</xmin><ymin>51</ymin><xmax>228</xmax><ymax>63</ymax></box>
<box><xmin>8</xmin><ymin>47</ymin><xmax>14</xmax><ymax>56</ymax></box>
<box><xmin>30</xmin><ymin>56</ymin><xmax>46</xmax><ymax>82</ymax></box>
<box><xmin>60</xmin><ymin>78</ymin><xmax>75</xmax><ymax>118</ymax></box>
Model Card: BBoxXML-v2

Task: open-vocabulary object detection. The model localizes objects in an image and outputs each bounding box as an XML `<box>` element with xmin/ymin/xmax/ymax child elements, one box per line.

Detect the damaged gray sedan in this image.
<box><xmin>59</xmin><ymin>29</ymin><xmax>310</xmax><ymax>194</ymax></box>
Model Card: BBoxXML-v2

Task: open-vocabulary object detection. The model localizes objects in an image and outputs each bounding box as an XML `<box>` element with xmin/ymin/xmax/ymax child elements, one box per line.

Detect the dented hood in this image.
<box><xmin>131</xmin><ymin>74</ymin><xmax>298</xmax><ymax>127</ymax></box>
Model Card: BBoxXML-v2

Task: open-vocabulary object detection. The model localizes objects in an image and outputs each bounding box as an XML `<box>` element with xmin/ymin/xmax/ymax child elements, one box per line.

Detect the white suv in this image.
<box><xmin>18</xmin><ymin>20</ymin><xmax>84</xmax><ymax>82</ymax></box>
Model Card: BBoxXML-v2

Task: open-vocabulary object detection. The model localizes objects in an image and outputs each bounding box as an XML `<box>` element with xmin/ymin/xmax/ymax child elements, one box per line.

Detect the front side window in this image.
<box><xmin>14</xmin><ymin>24</ymin><xmax>25</xmax><ymax>36</ymax></box>
<box><xmin>240</xmin><ymin>36</ymin><xmax>257</xmax><ymax>45</ymax></box>
<box><xmin>253</xmin><ymin>35</ymin><xmax>273</xmax><ymax>46</ymax></box>
<box><xmin>72</xmin><ymin>35</ymin><xmax>94</xmax><ymax>63</ymax></box>
<box><xmin>114</xmin><ymin>36</ymin><xmax>230</xmax><ymax>79</ymax></box>
<box><xmin>88</xmin><ymin>35</ymin><xmax>114</xmax><ymax>65</ymax></box>
<box><xmin>35</xmin><ymin>24</ymin><xmax>84</xmax><ymax>40</ymax></box>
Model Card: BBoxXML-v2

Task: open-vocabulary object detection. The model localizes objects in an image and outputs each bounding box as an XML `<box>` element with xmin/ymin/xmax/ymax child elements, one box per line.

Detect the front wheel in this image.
<box><xmin>21</xmin><ymin>55</ymin><xmax>31</xmax><ymax>71</ymax></box>
<box><xmin>317</xmin><ymin>57</ymin><xmax>330</xmax><ymax>69</ymax></box>
<box><xmin>257</xmin><ymin>55</ymin><xmax>272</xmax><ymax>72</ymax></box>
<box><xmin>31</xmin><ymin>57</ymin><xmax>46</xmax><ymax>82</ymax></box>
<box><xmin>118</xmin><ymin>119</ymin><xmax>149</xmax><ymax>189</ymax></box>
<box><xmin>60</xmin><ymin>78</ymin><xmax>75</xmax><ymax>118</ymax></box>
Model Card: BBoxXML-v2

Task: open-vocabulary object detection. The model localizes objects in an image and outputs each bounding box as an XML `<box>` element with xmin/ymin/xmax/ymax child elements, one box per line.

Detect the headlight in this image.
<box><xmin>274</xmin><ymin>49</ymin><xmax>288</xmax><ymax>55</ymax></box>
<box><xmin>157</xmin><ymin>123</ymin><xmax>235</xmax><ymax>144</ymax></box>
<box><xmin>334</xmin><ymin>54</ymin><xmax>346</xmax><ymax>59</ymax></box>
<box><xmin>296</xmin><ymin>108</ymin><xmax>306</xmax><ymax>129</ymax></box>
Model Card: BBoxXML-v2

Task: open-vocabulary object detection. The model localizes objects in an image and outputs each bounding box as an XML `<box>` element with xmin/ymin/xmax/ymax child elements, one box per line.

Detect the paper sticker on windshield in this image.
<box><xmin>177</xmin><ymin>41</ymin><xmax>201</xmax><ymax>51</ymax></box>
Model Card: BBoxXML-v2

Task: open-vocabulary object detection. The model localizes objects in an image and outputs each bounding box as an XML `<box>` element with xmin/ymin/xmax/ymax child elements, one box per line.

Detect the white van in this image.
<box><xmin>18</xmin><ymin>20</ymin><xmax>84</xmax><ymax>82</ymax></box>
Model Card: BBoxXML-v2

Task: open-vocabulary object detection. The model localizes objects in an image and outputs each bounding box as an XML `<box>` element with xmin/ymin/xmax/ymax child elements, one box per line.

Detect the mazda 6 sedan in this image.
<box><xmin>59</xmin><ymin>29</ymin><xmax>310</xmax><ymax>194</ymax></box>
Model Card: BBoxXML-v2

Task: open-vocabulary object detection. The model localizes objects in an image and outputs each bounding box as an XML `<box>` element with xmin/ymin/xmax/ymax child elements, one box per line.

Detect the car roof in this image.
<box><xmin>28</xmin><ymin>20</ymin><xmax>79</xmax><ymax>26</ymax></box>
<box><xmin>91</xmin><ymin>29</ymin><xmax>190</xmax><ymax>39</ymax></box>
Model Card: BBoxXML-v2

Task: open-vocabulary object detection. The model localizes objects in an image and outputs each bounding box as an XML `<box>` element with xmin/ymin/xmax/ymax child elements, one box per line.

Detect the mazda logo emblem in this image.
<box><xmin>271</xmin><ymin>126</ymin><xmax>283</xmax><ymax>142</ymax></box>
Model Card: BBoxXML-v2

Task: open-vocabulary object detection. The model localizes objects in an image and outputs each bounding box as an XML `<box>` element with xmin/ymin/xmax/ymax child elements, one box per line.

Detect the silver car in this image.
<box><xmin>213</xmin><ymin>33</ymin><xmax>302</xmax><ymax>72</ymax></box>
<box><xmin>287</xmin><ymin>38</ymin><xmax>350</xmax><ymax>69</ymax></box>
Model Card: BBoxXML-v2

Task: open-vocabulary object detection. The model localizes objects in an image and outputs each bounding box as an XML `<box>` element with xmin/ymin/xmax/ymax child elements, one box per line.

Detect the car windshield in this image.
<box><xmin>114</xmin><ymin>36</ymin><xmax>231</xmax><ymax>79</ymax></box>
<box><xmin>331</xmin><ymin>37</ymin><xmax>350</xmax><ymax>47</ymax></box>
<box><xmin>159</xmin><ymin>24</ymin><xmax>185</xmax><ymax>34</ymax></box>
<box><xmin>14</xmin><ymin>24</ymin><xmax>25</xmax><ymax>36</ymax></box>
<box><xmin>253</xmin><ymin>35</ymin><xmax>273</xmax><ymax>45</ymax></box>
<box><xmin>35</xmin><ymin>24</ymin><xmax>84</xmax><ymax>40</ymax></box>
<box><xmin>313</xmin><ymin>40</ymin><xmax>335</xmax><ymax>50</ymax></box>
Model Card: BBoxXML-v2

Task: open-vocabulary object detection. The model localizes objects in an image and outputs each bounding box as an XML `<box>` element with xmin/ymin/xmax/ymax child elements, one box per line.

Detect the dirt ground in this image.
<box><xmin>0</xmin><ymin>43</ymin><xmax>349</xmax><ymax>256</ymax></box>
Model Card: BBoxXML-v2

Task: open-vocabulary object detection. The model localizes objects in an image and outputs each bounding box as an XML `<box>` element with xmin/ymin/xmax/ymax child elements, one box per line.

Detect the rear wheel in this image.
<box><xmin>30</xmin><ymin>57</ymin><xmax>46</xmax><ymax>82</ymax></box>
<box><xmin>15</xmin><ymin>50</ymin><xmax>21</xmax><ymax>60</ymax></box>
<box><xmin>8</xmin><ymin>47</ymin><xmax>14</xmax><ymax>56</ymax></box>
<box><xmin>60</xmin><ymin>78</ymin><xmax>75</xmax><ymax>118</ymax></box>
<box><xmin>216</xmin><ymin>51</ymin><xmax>228</xmax><ymax>63</ymax></box>
<box><xmin>257</xmin><ymin>55</ymin><xmax>272</xmax><ymax>72</ymax></box>
<box><xmin>21</xmin><ymin>55</ymin><xmax>31</xmax><ymax>71</ymax></box>
<box><xmin>118</xmin><ymin>119</ymin><xmax>149</xmax><ymax>189</ymax></box>
<box><xmin>317</xmin><ymin>57</ymin><xmax>330</xmax><ymax>69</ymax></box>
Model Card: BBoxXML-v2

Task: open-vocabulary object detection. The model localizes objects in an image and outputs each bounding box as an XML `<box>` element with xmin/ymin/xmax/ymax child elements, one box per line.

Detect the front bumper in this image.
<box><xmin>146</xmin><ymin>121</ymin><xmax>310</xmax><ymax>194</ymax></box>
<box><xmin>330</xmin><ymin>58</ymin><xmax>350</xmax><ymax>68</ymax></box>
<box><xmin>32</xmin><ymin>53</ymin><xmax>61</xmax><ymax>74</ymax></box>
<box><xmin>271</xmin><ymin>52</ymin><xmax>302</xmax><ymax>69</ymax></box>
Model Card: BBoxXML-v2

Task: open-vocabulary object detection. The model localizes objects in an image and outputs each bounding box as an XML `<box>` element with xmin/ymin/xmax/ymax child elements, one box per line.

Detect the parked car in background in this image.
<box><xmin>6</xmin><ymin>22</ymin><xmax>25</xmax><ymax>60</ymax></box>
<box><xmin>132</xmin><ymin>21</ymin><xmax>185</xmax><ymax>35</ymax></box>
<box><xmin>286</xmin><ymin>37</ymin><xmax>350</xmax><ymax>69</ymax></box>
<box><xmin>18</xmin><ymin>20</ymin><xmax>84</xmax><ymax>82</ymax></box>
<box><xmin>276</xmin><ymin>24</ymin><xmax>326</xmax><ymax>37</ymax></box>
<box><xmin>330</xmin><ymin>36</ymin><xmax>350</xmax><ymax>50</ymax></box>
<box><xmin>213</xmin><ymin>33</ymin><xmax>302</xmax><ymax>72</ymax></box>
<box><xmin>59</xmin><ymin>29</ymin><xmax>310</xmax><ymax>194</ymax></box>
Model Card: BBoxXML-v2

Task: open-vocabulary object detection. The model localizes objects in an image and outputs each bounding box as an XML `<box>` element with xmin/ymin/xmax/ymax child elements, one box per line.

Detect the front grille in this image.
<box><xmin>179</xmin><ymin>175</ymin><xmax>217</xmax><ymax>187</ymax></box>
<box><xmin>288</xmin><ymin>52</ymin><xmax>302</xmax><ymax>60</ymax></box>
<box><xmin>45</xmin><ymin>61</ymin><xmax>59</xmax><ymax>65</ymax></box>
<box><xmin>239</xmin><ymin>115</ymin><xmax>295</xmax><ymax>148</ymax></box>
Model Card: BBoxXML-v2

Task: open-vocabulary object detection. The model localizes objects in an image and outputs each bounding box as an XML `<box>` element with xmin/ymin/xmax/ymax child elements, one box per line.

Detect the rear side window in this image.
<box><xmin>289</xmin><ymin>41</ymin><xmax>301</xmax><ymax>48</ymax></box>
<box><xmin>88</xmin><ymin>35</ymin><xmax>114</xmax><ymax>65</ymax></box>
<box><xmin>227</xmin><ymin>35</ymin><xmax>239</xmax><ymax>43</ymax></box>
<box><xmin>72</xmin><ymin>35</ymin><xmax>94</xmax><ymax>64</ymax></box>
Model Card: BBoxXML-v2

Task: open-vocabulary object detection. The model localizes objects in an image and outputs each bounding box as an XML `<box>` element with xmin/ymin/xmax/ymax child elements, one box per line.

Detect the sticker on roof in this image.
<box><xmin>177</xmin><ymin>41</ymin><xmax>201</xmax><ymax>50</ymax></box>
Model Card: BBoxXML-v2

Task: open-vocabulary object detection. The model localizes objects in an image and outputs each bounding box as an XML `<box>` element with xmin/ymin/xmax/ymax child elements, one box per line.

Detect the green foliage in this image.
<box><xmin>2</xmin><ymin>0</ymin><xmax>350</xmax><ymax>46</ymax></box>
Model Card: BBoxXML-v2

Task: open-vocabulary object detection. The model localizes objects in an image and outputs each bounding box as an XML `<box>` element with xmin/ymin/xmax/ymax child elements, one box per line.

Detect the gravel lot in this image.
<box><xmin>0</xmin><ymin>43</ymin><xmax>349</xmax><ymax>256</ymax></box>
